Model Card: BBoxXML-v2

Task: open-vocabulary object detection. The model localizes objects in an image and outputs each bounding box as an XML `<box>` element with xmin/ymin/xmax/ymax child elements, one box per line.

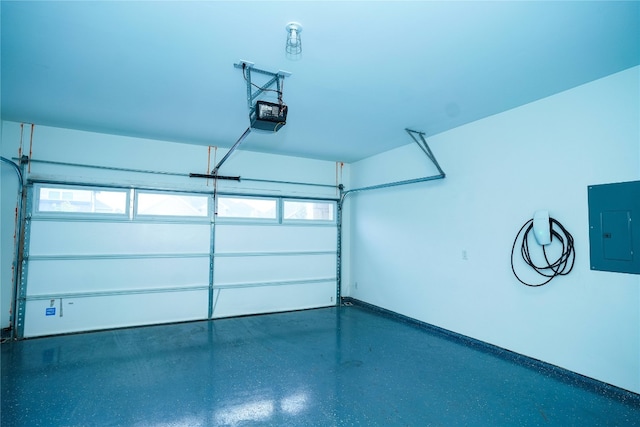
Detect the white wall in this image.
<box><xmin>347</xmin><ymin>66</ymin><xmax>640</xmax><ymax>393</ymax></box>
<box><xmin>0</xmin><ymin>122</ymin><xmax>348</xmax><ymax>331</ymax></box>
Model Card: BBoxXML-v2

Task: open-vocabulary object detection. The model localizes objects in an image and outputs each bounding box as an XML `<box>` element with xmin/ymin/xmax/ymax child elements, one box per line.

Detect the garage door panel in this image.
<box><xmin>23</xmin><ymin>290</ymin><xmax>208</xmax><ymax>338</ymax></box>
<box><xmin>214</xmin><ymin>254</ymin><xmax>335</xmax><ymax>285</ymax></box>
<box><xmin>29</xmin><ymin>221</ymin><xmax>210</xmax><ymax>256</ymax></box>
<box><xmin>27</xmin><ymin>257</ymin><xmax>210</xmax><ymax>296</ymax></box>
<box><xmin>212</xmin><ymin>281</ymin><xmax>336</xmax><ymax>319</ymax></box>
<box><xmin>215</xmin><ymin>225</ymin><xmax>336</xmax><ymax>252</ymax></box>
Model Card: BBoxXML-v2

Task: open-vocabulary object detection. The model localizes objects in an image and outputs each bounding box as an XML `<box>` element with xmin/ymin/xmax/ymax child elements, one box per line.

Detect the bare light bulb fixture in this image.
<box><xmin>286</xmin><ymin>22</ymin><xmax>303</xmax><ymax>59</ymax></box>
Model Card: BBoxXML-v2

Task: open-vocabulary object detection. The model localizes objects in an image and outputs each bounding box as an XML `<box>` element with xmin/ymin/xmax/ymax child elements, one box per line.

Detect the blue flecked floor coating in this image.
<box><xmin>2</xmin><ymin>305</ymin><xmax>640</xmax><ymax>426</ymax></box>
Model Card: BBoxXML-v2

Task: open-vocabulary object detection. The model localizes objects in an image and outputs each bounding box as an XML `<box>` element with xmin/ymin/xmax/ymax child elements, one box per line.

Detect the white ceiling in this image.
<box><xmin>2</xmin><ymin>1</ymin><xmax>639</xmax><ymax>163</ymax></box>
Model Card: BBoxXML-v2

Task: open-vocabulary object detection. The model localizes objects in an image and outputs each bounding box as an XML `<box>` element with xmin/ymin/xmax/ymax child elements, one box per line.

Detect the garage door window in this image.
<box><xmin>217</xmin><ymin>197</ymin><xmax>277</xmax><ymax>221</ymax></box>
<box><xmin>35</xmin><ymin>186</ymin><xmax>128</xmax><ymax>215</ymax></box>
<box><xmin>136</xmin><ymin>191</ymin><xmax>209</xmax><ymax>218</ymax></box>
<box><xmin>283</xmin><ymin>200</ymin><xmax>335</xmax><ymax>222</ymax></box>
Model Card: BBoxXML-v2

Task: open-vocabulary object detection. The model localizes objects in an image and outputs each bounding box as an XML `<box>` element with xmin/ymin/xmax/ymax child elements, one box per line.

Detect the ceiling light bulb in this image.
<box><xmin>289</xmin><ymin>29</ymin><xmax>299</xmax><ymax>46</ymax></box>
<box><xmin>286</xmin><ymin>22</ymin><xmax>303</xmax><ymax>58</ymax></box>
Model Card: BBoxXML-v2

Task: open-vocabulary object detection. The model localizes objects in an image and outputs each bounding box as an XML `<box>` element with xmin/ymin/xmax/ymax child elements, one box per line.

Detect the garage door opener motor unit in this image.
<box><xmin>251</xmin><ymin>100</ymin><xmax>288</xmax><ymax>132</ymax></box>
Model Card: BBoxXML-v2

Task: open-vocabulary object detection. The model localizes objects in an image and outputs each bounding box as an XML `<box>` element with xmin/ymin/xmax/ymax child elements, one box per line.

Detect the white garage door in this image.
<box><xmin>212</xmin><ymin>196</ymin><xmax>337</xmax><ymax>318</ymax></box>
<box><xmin>18</xmin><ymin>184</ymin><xmax>337</xmax><ymax>338</ymax></box>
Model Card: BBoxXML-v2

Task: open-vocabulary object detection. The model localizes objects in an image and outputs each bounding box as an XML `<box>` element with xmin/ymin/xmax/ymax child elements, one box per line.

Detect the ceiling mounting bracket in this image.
<box><xmin>233</xmin><ymin>60</ymin><xmax>292</xmax><ymax>114</ymax></box>
<box><xmin>404</xmin><ymin>128</ymin><xmax>445</xmax><ymax>177</ymax></box>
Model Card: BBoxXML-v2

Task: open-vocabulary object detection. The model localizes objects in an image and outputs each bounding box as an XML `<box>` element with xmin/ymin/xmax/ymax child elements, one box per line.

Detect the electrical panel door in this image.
<box><xmin>588</xmin><ymin>180</ymin><xmax>640</xmax><ymax>274</ymax></box>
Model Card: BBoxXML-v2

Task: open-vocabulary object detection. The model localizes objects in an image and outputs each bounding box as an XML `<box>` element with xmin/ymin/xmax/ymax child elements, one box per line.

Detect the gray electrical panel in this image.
<box><xmin>588</xmin><ymin>180</ymin><xmax>640</xmax><ymax>274</ymax></box>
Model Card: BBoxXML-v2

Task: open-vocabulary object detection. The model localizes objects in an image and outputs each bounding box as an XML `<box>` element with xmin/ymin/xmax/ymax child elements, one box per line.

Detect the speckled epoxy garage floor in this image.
<box><xmin>2</xmin><ymin>304</ymin><xmax>640</xmax><ymax>426</ymax></box>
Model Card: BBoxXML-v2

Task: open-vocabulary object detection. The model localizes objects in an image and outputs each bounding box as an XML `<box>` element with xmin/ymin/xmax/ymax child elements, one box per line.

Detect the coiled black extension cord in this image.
<box><xmin>510</xmin><ymin>217</ymin><xmax>576</xmax><ymax>287</ymax></box>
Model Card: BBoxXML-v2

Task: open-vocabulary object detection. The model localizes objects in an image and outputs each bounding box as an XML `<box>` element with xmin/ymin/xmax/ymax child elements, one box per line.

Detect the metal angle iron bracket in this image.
<box><xmin>404</xmin><ymin>128</ymin><xmax>445</xmax><ymax>177</ymax></box>
<box><xmin>233</xmin><ymin>61</ymin><xmax>292</xmax><ymax>115</ymax></box>
<box><xmin>15</xmin><ymin>184</ymin><xmax>33</xmax><ymax>339</ymax></box>
<box><xmin>339</xmin><ymin>128</ymin><xmax>446</xmax><ymax>205</ymax></box>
